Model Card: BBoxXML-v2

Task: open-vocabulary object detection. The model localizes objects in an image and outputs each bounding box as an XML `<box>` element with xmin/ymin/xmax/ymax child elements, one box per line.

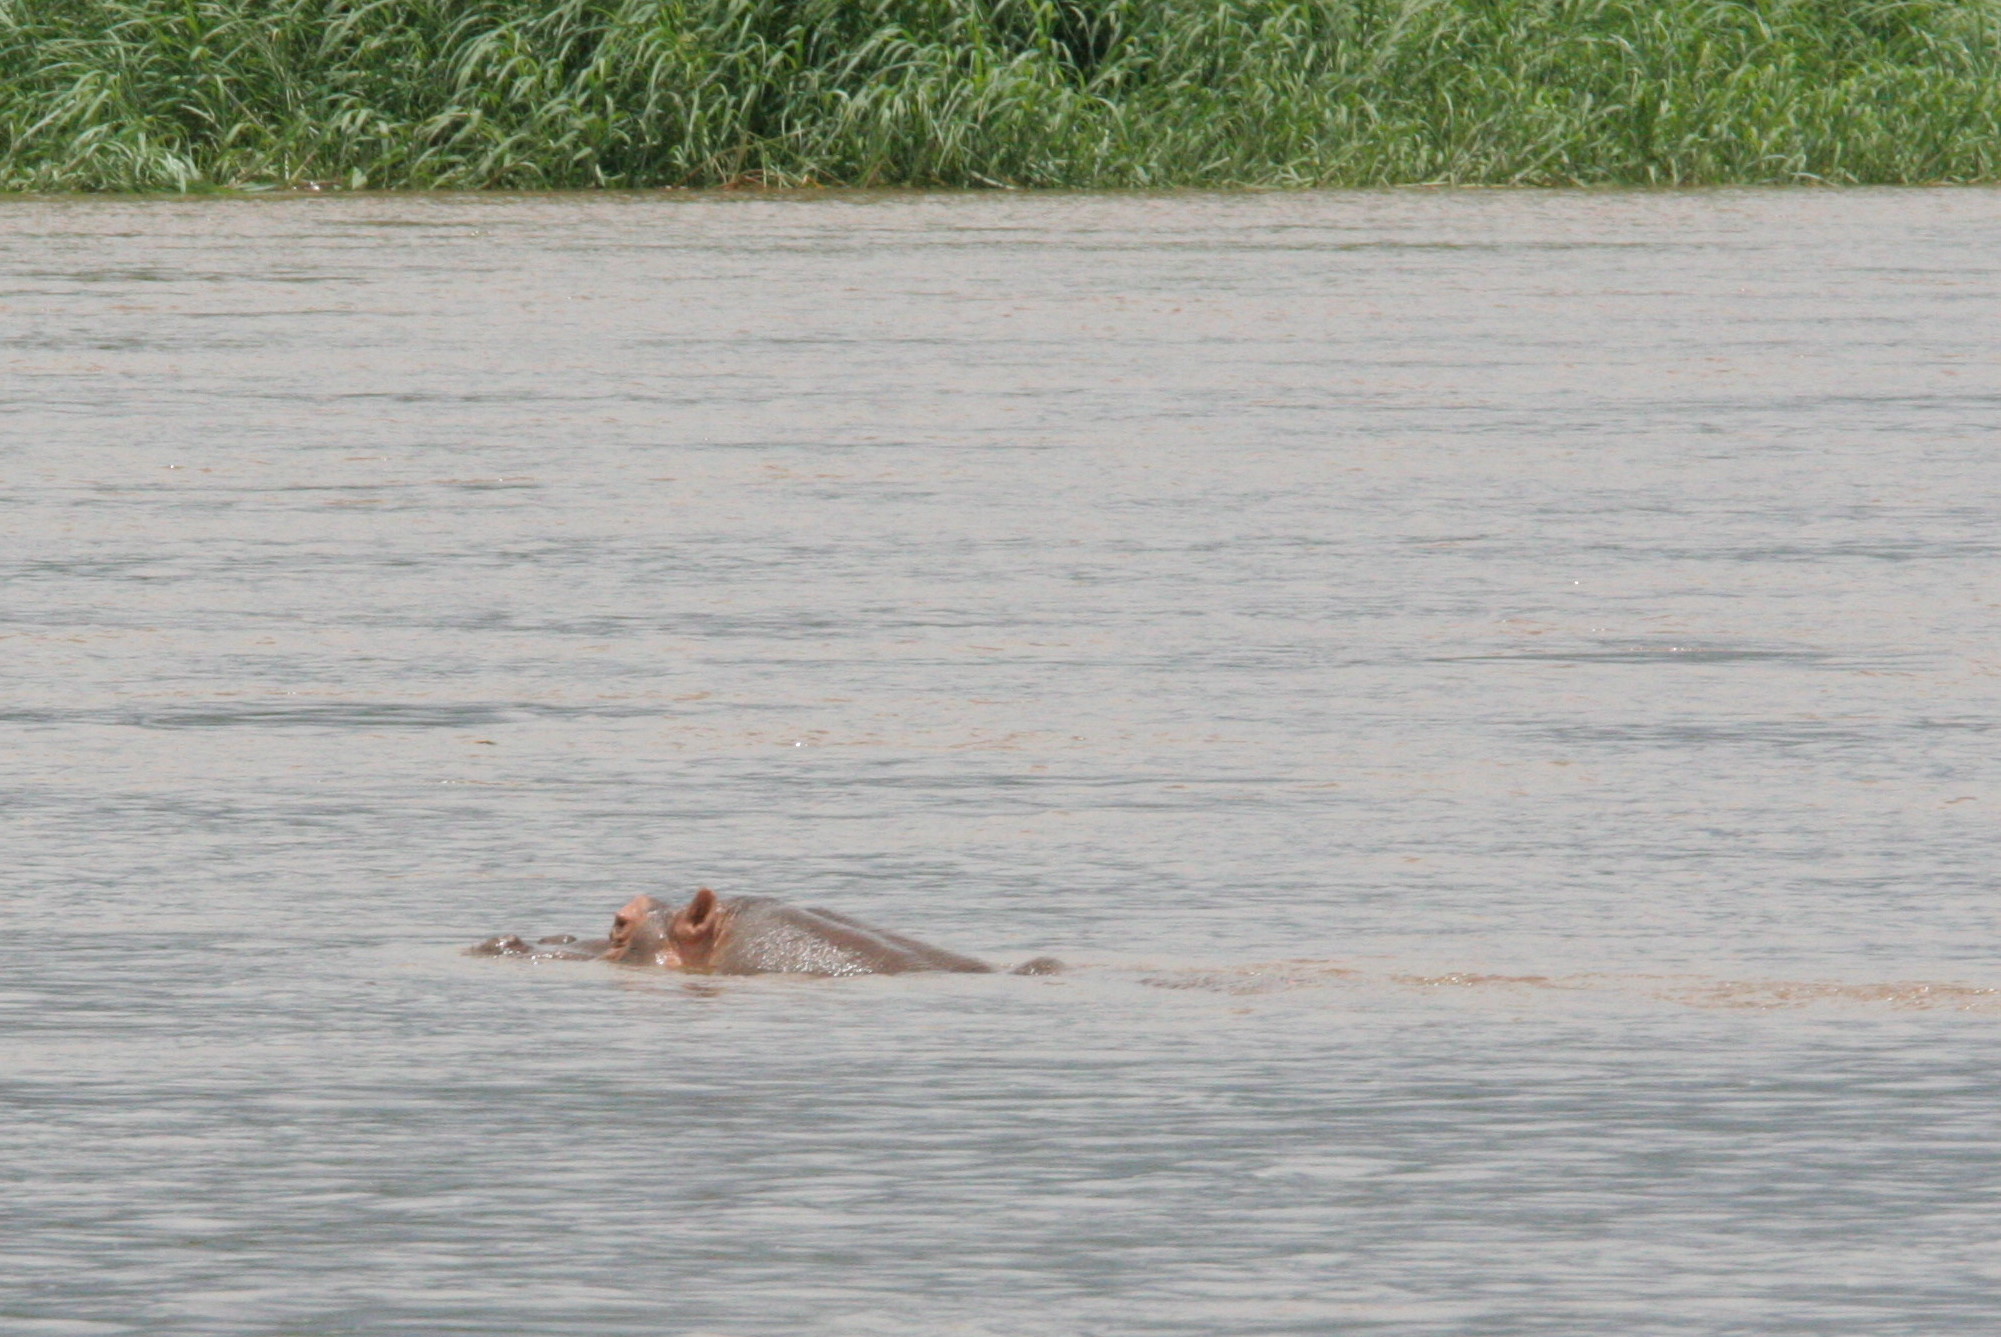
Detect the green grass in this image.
<box><xmin>5</xmin><ymin>0</ymin><xmax>2001</xmax><ymax>190</ymax></box>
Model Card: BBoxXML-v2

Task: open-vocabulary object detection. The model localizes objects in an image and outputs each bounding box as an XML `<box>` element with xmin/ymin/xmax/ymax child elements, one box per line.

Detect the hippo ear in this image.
<box><xmin>672</xmin><ymin>887</ymin><xmax>719</xmax><ymax>943</ymax></box>
<box><xmin>669</xmin><ymin>888</ymin><xmax>722</xmax><ymax>969</ymax></box>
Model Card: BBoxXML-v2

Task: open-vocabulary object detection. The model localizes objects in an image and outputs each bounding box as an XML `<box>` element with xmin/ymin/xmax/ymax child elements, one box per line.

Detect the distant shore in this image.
<box><xmin>9</xmin><ymin>0</ymin><xmax>2001</xmax><ymax>192</ymax></box>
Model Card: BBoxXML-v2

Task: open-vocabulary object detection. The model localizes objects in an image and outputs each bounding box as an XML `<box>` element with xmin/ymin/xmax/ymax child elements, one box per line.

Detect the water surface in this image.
<box><xmin>4</xmin><ymin>188</ymin><xmax>2000</xmax><ymax>1334</ymax></box>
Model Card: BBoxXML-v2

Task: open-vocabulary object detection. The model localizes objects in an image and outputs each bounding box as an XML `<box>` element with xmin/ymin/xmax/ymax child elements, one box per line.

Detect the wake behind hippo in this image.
<box><xmin>472</xmin><ymin>887</ymin><xmax>1060</xmax><ymax>977</ymax></box>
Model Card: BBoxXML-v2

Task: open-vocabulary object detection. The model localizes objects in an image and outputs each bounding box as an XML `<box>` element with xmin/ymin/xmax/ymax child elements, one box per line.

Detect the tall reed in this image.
<box><xmin>5</xmin><ymin>0</ymin><xmax>2000</xmax><ymax>190</ymax></box>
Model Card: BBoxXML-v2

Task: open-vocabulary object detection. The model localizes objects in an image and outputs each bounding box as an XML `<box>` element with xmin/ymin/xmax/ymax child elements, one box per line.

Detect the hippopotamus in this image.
<box><xmin>470</xmin><ymin>887</ymin><xmax>1061</xmax><ymax>977</ymax></box>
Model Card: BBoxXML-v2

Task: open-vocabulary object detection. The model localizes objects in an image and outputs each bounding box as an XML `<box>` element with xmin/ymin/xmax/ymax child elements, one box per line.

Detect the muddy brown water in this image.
<box><xmin>4</xmin><ymin>188</ymin><xmax>2000</xmax><ymax>1334</ymax></box>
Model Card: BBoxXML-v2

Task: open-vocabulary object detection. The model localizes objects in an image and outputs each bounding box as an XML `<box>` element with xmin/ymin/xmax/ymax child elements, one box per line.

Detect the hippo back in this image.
<box><xmin>712</xmin><ymin>896</ymin><xmax>992</xmax><ymax>976</ymax></box>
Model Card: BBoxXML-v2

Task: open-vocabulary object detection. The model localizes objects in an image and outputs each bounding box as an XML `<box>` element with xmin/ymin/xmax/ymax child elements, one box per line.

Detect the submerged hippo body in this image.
<box><xmin>471</xmin><ymin>887</ymin><xmax>1060</xmax><ymax>977</ymax></box>
<box><xmin>666</xmin><ymin>887</ymin><xmax>996</xmax><ymax>976</ymax></box>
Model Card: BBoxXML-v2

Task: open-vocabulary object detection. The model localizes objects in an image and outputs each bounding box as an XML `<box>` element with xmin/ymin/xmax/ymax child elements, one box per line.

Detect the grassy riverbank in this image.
<box><xmin>5</xmin><ymin>0</ymin><xmax>2001</xmax><ymax>191</ymax></box>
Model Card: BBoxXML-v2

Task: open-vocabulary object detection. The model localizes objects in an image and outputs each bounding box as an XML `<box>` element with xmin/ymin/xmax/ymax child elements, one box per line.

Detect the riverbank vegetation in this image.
<box><xmin>5</xmin><ymin>0</ymin><xmax>2000</xmax><ymax>191</ymax></box>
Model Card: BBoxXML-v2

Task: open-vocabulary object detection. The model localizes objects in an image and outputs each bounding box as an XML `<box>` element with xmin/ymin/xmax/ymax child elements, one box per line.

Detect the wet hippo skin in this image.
<box><xmin>668</xmin><ymin>887</ymin><xmax>996</xmax><ymax>976</ymax></box>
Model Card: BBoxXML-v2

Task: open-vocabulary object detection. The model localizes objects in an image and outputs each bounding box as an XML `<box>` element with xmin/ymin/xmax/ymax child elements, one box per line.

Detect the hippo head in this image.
<box><xmin>668</xmin><ymin>886</ymin><xmax>726</xmax><ymax>972</ymax></box>
<box><xmin>604</xmin><ymin>894</ymin><xmax>681</xmax><ymax>967</ymax></box>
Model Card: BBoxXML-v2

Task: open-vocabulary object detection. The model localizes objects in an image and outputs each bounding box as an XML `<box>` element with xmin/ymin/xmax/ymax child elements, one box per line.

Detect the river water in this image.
<box><xmin>4</xmin><ymin>188</ymin><xmax>1999</xmax><ymax>1334</ymax></box>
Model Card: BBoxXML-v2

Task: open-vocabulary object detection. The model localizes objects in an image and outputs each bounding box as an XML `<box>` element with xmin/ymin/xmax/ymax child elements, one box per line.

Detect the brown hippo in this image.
<box><xmin>470</xmin><ymin>887</ymin><xmax>1060</xmax><ymax>976</ymax></box>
